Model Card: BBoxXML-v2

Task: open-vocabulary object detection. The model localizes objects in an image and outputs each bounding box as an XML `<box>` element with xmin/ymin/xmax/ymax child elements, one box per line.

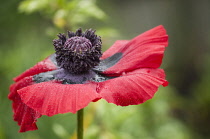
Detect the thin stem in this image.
<box><xmin>77</xmin><ymin>109</ymin><xmax>84</xmax><ymax>139</ymax></box>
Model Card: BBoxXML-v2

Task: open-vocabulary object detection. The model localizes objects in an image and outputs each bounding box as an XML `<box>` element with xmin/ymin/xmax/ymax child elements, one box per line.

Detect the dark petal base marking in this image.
<box><xmin>49</xmin><ymin>54</ymin><xmax>58</xmax><ymax>66</ymax></box>
<box><xmin>13</xmin><ymin>54</ymin><xmax>58</xmax><ymax>82</ymax></box>
<box><xmin>33</xmin><ymin>70</ymin><xmax>57</xmax><ymax>83</ymax></box>
<box><xmin>33</xmin><ymin>69</ymin><xmax>116</xmax><ymax>84</ymax></box>
<box><xmin>93</xmin><ymin>52</ymin><xmax>123</xmax><ymax>73</ymax></box>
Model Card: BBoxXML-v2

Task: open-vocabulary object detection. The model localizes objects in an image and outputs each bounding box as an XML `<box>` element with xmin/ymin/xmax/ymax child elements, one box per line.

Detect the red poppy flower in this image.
<box><xmin>9</xmin><ymin>25</ymin><xmax>168</xmax><ymax>132</ymax></box>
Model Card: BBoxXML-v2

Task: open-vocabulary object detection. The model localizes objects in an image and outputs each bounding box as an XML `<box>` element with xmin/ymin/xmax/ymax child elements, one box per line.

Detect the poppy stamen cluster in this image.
<box><xmin>53</xmin><ymin>28</ymin><xmax>102</xmax><ymax>74</ymax></box>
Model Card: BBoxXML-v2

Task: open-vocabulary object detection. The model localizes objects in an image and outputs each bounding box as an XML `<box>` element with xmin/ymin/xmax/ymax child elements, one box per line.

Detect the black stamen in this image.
<box><xmin>53</xmin><ymin>28</ymin><xmax>102</xmax><ymax>74</ymax></box>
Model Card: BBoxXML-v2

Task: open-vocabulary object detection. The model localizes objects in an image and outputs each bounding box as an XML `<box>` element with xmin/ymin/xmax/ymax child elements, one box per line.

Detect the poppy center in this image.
<box><xmin>53</xmin><ymin>29</ymin><xmax>102</xmax><ymax>74</ymax></box>
<box><xmin>64</xmin><ymin>36</ymin><xmax>92</xmax><ymax>52</ymax></box>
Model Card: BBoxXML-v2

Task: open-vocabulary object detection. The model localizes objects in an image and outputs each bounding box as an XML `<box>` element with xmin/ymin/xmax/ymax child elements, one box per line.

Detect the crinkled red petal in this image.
<box><xmin>14</xmin><ymin>55</ymin><xmax>57</xmax><ymax>82</ymax></box>
<box><xmin>13</xmin><ymin>96</ymin><xmax>41</xmax><ymax>132</ymax></box>
<box><xmin>98</xmin><ymin>68</ymin><xmax>168</xmax><ymax>106</ymax></box>
<box><xmin>101</xmin><ymin>40</ymin><xmax>129</xmax><ymax>59</ymax></box>
<box><xmin>9</xmin><ymin>76</ymin><xmax>34</xmax><ymax>100</ymax></box>
<box><xmin>102</xmin><ymin>25</ymin><xmax>168</xmax><ymax>75</ymax></box>
<box><xmin>18</xmin><ymin>82</ymin><xmax>101</xmax><ymax>116</ymax></box>
<box><xmin>9</xmin><ymin>76</ymin><xmax>41</xmax><ymax>132</ymax></box>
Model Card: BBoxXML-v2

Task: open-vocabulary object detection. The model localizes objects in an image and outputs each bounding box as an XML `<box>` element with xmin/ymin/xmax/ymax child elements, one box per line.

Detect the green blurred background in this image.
<box><xmin>1</xmin><ymin>0</ymin><xmax>210</xmax><ymax>139</ymax></box>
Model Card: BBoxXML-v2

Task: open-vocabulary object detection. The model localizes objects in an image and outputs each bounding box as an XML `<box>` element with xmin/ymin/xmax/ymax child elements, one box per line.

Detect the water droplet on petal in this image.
<box><xmin>122</xmin><ymin>72</ymin><xmax>126</xmax><ymax>76</ymax></box>
<box><xmin>96</xmin><ymin>84</ymin><xmax>100</xmax><ymax>92</ymax></box>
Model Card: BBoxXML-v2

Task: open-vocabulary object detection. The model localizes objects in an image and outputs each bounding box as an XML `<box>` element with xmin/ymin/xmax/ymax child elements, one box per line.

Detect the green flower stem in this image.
<box><xmin>77</xmin><ymin>109</ymin><xmax>84</xmax><ymax>139</ymax></box>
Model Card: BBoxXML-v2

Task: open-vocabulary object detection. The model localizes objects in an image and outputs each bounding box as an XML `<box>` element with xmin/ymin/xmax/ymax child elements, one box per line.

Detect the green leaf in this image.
<box><xmin>18</xmin><ymin>0</ymin><xmax>49</xmax><ymax>13</ymax></box>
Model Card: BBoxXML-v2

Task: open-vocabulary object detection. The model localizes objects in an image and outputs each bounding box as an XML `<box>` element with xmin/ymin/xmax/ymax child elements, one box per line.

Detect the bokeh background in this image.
<box><xmin>1</xmin><ymin>0</ymin><xmax>210</xmax><ymax>139</ymax></box>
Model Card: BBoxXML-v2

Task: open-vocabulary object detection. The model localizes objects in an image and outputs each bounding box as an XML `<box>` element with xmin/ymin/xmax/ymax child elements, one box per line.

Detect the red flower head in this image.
<box><xmin>9</xmin><ymin>25</ymin><xmax>168</xmax><ymax>132</ymax></box>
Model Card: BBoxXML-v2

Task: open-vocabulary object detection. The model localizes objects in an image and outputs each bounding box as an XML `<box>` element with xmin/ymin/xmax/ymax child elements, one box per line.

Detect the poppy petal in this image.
<box><xmin>18</xmin><ymin>82</ymin><xmax>101</xmax><ymax>116</ymax></box>
<box><xmin>13</xmin><ymin>96</ymin><xmax>41</xmax><ymax>132</ymax></box>
<box><xmin>9</xmin><ymin>76</ymin><xmax>34</xmax><ymax>100</ymax></box>
<box><xmin>14</xmin><ymin>54</ymin><xmax>57</xmax><ymax>82</ymax></box>
<box><xmin>101</xmin><ymin>25</ymin><xmax>168</xmax><ymax>75</ymax></box>
<box><xmin>9</xmin><ymin>76</ymin><xmax>41</xmax><ymax>132</ymax></box>
<box><xmin>98</xmin><ymin>68</ymin><xmax>168</xmax><ymax>106</ymax></box>
<box><xmin>101</xmin><ymin>40</ymin><xmax>129</xmax><ymax>59</ymax></box>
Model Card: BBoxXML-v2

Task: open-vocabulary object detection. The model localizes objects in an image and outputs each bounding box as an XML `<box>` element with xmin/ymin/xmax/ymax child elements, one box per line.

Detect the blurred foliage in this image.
<box><xmin>18</xmin><ymin>0</ymin><xmax>118</xmax><ymax>41</ymax></box>
<box><xmin>1</xmin><ymin>0</ymin><xmax>210</xmax><ymax>139</ymax></box>
<box><xmin>85</xmin><ymin>87</ymin><xmax>193</xmax><ymax>139</ymax></box>
<box><xmin>19</xmin><ymin>0</ymin><xmax>106</xmax><ymax>27</ymax></box>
